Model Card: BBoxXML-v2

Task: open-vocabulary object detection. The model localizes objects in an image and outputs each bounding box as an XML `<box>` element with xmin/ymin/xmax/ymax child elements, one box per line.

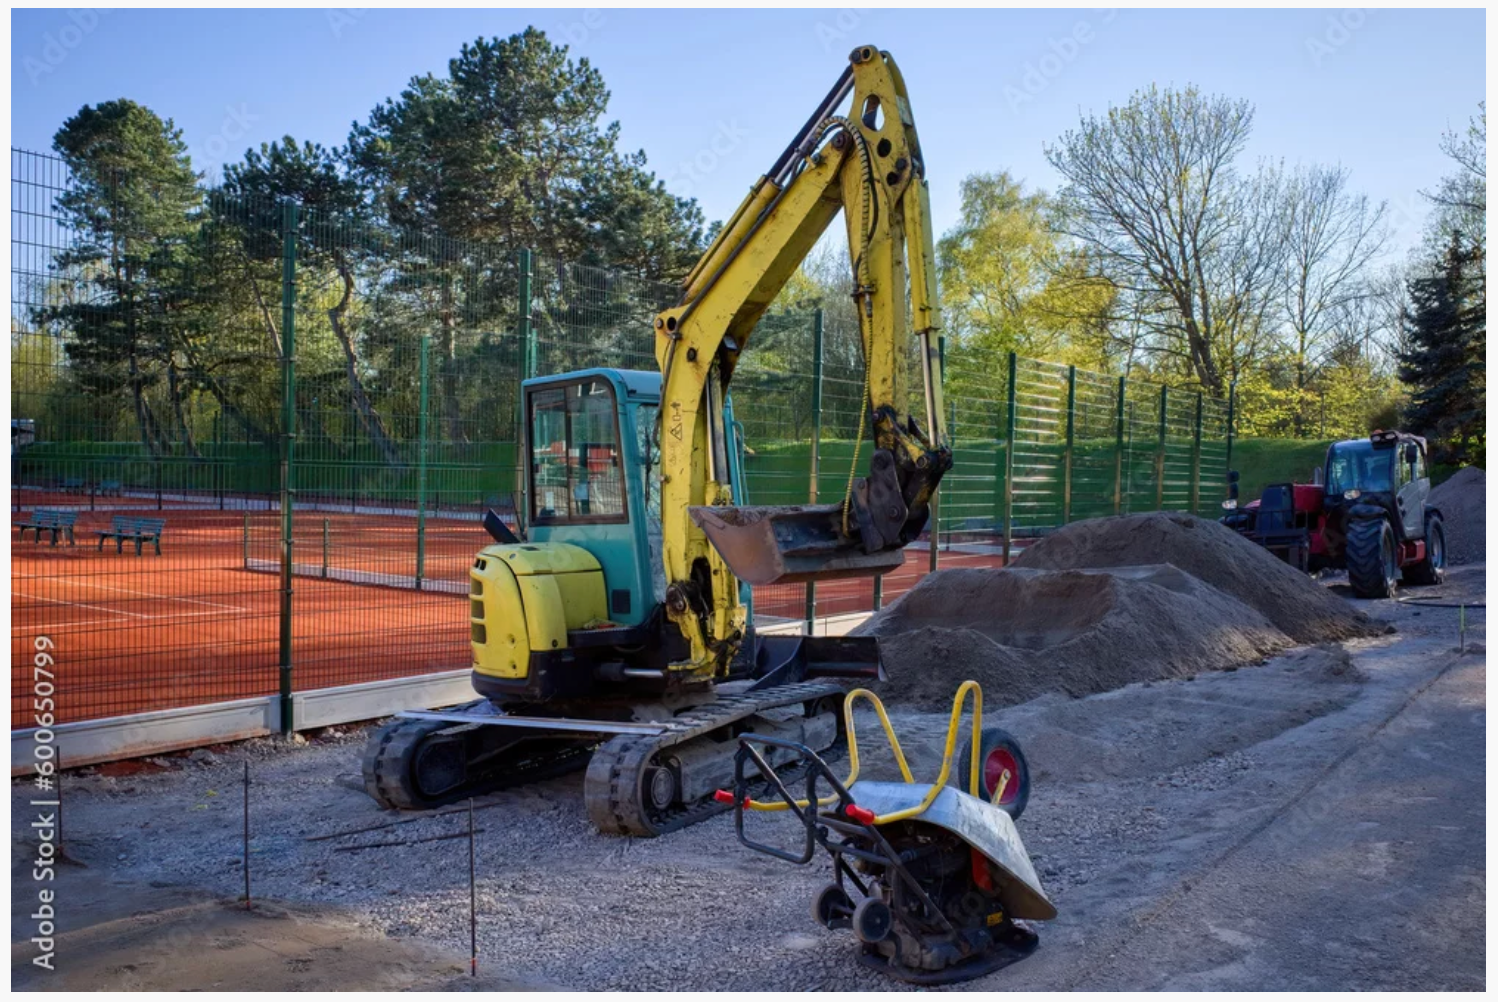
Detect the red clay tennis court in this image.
<box><xmin>12</xmin><ymin>493</ymin><xmax>1008</xmax><ymax>729</ymax></box>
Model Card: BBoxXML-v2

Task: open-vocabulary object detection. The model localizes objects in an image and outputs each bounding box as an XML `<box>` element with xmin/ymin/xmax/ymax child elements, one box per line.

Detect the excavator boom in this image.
<box><xmin>654</xmin><ymin>45</ymin><xmax>951</xmax><ymax>673</ymax></box>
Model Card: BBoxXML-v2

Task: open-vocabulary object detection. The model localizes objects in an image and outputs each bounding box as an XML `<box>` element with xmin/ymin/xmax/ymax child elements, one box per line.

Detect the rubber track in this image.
<box><xmin>363</xmin><ymin>711</ymin><xmax>592</xmax><ymax>811</ymax></box>
<box><xmin>584</xmin><ymin>680</ymin><xmax>847</xmax><ymax>836</ymax></box>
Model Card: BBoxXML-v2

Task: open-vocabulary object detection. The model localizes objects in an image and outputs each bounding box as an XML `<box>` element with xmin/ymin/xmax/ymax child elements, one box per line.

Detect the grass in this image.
<box><xmin>1229</xmin><ymin>437</ymin><xmax>1332</xmax><ymax>502</ymax></box>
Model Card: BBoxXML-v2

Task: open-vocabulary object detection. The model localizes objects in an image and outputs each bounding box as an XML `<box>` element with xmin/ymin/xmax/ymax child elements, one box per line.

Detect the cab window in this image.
<box><xmin>529</xmin><ymin>380</ymin><xmax>626</xmax><ymax>524</ymax></box>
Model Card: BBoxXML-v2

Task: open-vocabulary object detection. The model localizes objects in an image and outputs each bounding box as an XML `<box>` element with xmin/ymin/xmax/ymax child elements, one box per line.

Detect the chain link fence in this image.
<box><xmin>11</xmin><ymin>147</ymin><xmax>1236</xmax><ymax>733</ymax></box>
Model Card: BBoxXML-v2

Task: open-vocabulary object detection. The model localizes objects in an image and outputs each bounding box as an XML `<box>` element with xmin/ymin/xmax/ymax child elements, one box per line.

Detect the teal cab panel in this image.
<box><xmin>521</xmin><ymin>368</ymin><xmax>664</xmax><ymax>627</ymax></box>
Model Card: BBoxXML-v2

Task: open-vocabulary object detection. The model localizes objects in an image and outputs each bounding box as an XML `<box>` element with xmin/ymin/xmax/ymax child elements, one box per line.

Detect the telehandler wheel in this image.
<box><xmin>955</xmin><ymin>727</ymin><xmax>1031</xmax><ymax>820</ymax></box>
<box><xmin>1346</xmin><ymin>517</ymin><xmax>1398</xmax><ymax>599</ymax></box>
<box><xmin>1402</xmin><ymin>512</ymin><xmax>1447</xmax><ymax>586</ymax></box>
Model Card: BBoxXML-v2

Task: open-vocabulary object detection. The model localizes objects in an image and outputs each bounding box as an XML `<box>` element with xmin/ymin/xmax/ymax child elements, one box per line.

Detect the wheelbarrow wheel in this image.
<box><xmin>852</xmin><ymin>896</ymin><xmax>893</xmax><ymax>944</ymax></box>
<box><xmin>812</xmin><ymin>882</ymin><xmax>854</xmax><ymax>930</ymax></box>
<box><xmin>955</xmin><ymin>727</ymin><xmax>1031</xmax><ymax>821</ymax></box>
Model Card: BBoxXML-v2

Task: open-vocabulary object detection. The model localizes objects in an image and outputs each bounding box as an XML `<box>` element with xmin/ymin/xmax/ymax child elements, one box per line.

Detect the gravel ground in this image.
<box><xmin>12</xmin><ymin>568</ymin><xmax>1485</xmax><ymax>990</ymax></box>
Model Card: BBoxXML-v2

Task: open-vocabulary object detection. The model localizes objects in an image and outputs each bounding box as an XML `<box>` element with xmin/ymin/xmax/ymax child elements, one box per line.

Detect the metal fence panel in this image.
<box><xmin>10</xmin><ymin>148</ymin><xmax>1239</xmax><ymax>734</ymax></box>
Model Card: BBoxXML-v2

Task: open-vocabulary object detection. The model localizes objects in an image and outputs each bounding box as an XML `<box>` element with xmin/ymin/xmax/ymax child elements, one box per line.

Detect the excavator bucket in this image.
<box><xmin>690</xmin><ymin>504</ymin><xmax>907</xmax><ymax>586</ymax></box>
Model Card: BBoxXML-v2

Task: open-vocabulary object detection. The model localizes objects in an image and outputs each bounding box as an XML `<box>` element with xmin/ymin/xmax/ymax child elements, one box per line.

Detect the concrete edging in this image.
<box><xmin>11</xmin><ymin>669</ymin><xmax>476</xmax><ymax>775</ymax></box>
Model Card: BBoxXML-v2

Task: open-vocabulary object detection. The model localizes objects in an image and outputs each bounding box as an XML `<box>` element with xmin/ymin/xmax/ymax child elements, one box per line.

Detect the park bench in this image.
<box><xmin>98</xmin><ymin>479</ymin><xmax>123</xmax><ymax>497</ymax></box>
<box><xmin>15</xmin><ymin>509</ymin><xmax>77</xmax><ymax>546</ymax></box>
<box><xmin>95</xmin><ymin>515</ymin><xmax>166</xmax><ymax>555</ymax></box>
<box><xmin>60</xmin><ymin>476</ymin><xmax>87</xmax><ymax>494</ymax></box>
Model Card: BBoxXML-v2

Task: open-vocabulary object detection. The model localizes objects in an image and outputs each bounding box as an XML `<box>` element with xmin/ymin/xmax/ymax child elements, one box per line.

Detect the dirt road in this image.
<box><xmin>10</xmin><ymin>568</ymin><xmax>1485</xmax><ymax>990</ymax></box>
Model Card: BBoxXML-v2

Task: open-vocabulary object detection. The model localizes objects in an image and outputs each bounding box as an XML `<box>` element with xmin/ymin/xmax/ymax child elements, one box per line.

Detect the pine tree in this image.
<box><xmin>1398</xmin><ymin>234</ymin><xmax>1486</xmax><ymax>466</ymax></box>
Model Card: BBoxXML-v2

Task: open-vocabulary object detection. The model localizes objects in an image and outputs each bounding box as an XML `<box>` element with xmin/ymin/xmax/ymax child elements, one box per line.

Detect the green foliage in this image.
<box><xmin>346</xmin><ymin>28</ymin><xmax>705</xmax><ymax>282</ymax></box>
<box><xmin>937</xmin><ymin>172</ymin><xmax>1115</xmax><ymax>369</ymax></box>
<box><xmin>1398</xmin><ymin>236</ymin><xmax>1486</xmax><ymax>466</ymax></box>
<box><xmin>42</xmin><ymin>100</ymin><xmax>205</xmax><ymax>457</ymax></box>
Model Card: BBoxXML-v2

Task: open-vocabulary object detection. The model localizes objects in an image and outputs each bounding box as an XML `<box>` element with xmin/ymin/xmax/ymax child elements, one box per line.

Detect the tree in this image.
<box><xmin>346</xmin><ymin>28</ymin><xmax>705</xmax><ymax>279</ymax></box>
<box><xmin>1398</xmin><ymin>235</ymin><xmax>1485</xmax><ymax>466</ymax></box>
<box><xmin>46</xmin><ymin>100</ymin><xmax>202</xmax><ymax>456</ymax></box>
<box><xmin>1045</xmin><ymin>86</ymin><xmax>1288</xmax><ymax>395</ymax></box>
<box><xmin>1281</xmin><ymin>164</ymin><xmax>1387</xmax><ymax>433</ymax></box>
<box><xmin>1426</xmin><ymin>103</ymin><xmax>1485</xmax><ymax>254</ymax></box>
<box><xmin>346</xmin><ymin>30</ymin><xmax>707</xmax><ymax>441</ymax></box>
<box><xmin>223</xmin><ymin>138</ymin><xmax>402</xmax><ymax>464</ymax></box>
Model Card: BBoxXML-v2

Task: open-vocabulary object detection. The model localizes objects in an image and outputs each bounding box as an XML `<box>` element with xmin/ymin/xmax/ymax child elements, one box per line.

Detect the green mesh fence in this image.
<box><xmin>11</xmin><ymin>146</ymin><xmax>1236</xmax><ymax>733</ymax></box>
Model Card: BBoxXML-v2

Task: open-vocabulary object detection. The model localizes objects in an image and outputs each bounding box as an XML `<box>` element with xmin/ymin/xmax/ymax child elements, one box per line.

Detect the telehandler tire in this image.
<box><xmin>1402</xmin><ymin>512</ymin><xmax>1447</xmax><ymax>586</ymax></box>
<box><xmin>1346</xmin><ymin>517</ymin><xmax>1398</xmax><ymax>599</ymax></box>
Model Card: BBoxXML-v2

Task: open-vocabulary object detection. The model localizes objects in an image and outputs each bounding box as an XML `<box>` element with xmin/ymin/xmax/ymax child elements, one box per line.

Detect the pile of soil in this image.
<box><xmin>1013</xmin><ymin>511</ymin><xmax>1381</xmax><ymax>643</ymax></box>
<box><xmin>1430</xmin><ymin>466</ymin><xmax>1486</xmax><ymax>565</ymax></box>
<box><xmin>855</xmin><ymin>565</ymin><xmax>1292</xmax><ymax>711</ymax></box>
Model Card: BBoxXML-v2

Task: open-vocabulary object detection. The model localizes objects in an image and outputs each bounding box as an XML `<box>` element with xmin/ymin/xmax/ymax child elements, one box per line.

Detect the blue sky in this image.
<box><xmin>10</xmin><ymin>8</ymin><xmax>1486</xmax><ymax>260</ymax></box>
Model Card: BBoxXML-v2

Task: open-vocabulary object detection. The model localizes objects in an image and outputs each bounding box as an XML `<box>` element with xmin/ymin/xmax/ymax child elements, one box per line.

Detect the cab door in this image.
<box><xmin>1395</xmin><ymin>442</ymin><xmax>1425</xmax><ymax>539</ymax></box>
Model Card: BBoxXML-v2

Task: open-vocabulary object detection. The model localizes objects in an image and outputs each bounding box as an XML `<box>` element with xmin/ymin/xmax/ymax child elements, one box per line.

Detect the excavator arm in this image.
<box><xmin>653</xmin><ymin>45</ymin><xmax>952</xmax><ymax>678</ymax></box>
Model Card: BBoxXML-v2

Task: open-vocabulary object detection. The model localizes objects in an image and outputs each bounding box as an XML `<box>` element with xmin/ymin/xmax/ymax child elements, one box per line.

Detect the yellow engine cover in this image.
<box><xmin>469</xmin><ymin>542</ymin><xmax>608</xmax><ymax>679</ymax></box>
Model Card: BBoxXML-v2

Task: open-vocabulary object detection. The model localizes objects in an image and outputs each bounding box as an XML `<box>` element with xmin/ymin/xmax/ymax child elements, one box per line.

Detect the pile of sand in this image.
<box><xmin>1012</xmin><ymin>511</ymin><xmax>1381</xmax><ymax>643</ymax></box>
<box><xmin>1430</xmin><ymin>466</ymin><xmax>1485</xmax><ymax>565</ymax></box>
<box><xmin>856</xmin><ymin>565</ymin><xmax>1293</xmax><ymax>712</ymax></box>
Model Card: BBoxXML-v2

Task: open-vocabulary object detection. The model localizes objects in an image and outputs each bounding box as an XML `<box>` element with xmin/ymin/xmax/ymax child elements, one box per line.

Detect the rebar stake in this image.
<box><xmin>468</xmin><ymin>797</ymin><xmax>477</xmax><ymax>977</ymax></box>
<box><xmin>243</xmin><ymin>760</ymin><xmax>252</xmax><ymax>910</ymax></box>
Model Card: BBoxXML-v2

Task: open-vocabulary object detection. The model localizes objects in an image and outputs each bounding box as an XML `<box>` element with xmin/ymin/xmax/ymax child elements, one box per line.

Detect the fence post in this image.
<box><xmin>416</xmin><ymin>333</ymin><xmax>430</xmax><ymax>591</ymax></box>
<box><xmin>805</xmin><ymin>310</ymin><xmax>823</xmax><ymax>634</ymax></box>
<box><xmin>1001</xmin><ymin>352</ymin><xmax>1017</xmax><ymax>565</ymax></box>
<box><xmin>1225</xmin><ymin>380</ymin><xmax>1237</xmax><ymax>488</ymax></box>
<box><xmin>322</xmin><ymin>518</ymin><xmax>330</xmax><ymax>579</ymax></box>
<box><xmin>1062</xmin><ymin>364</ymin><xmax>1076</xmax><ymax>525</ymax></box>
<box><xmin>1190</xmin><ymin>391</ymin><xmax>1203</xmax><ymax>516</ymax></box>
<box><xmin>277</xmin><ymin>199</ymin><xmax>297</xmax><ymax>735</ymax></box>
<box><xmin>1113</xmin><ymin>375</ymin><xmax>1126</xmax><ymax>515</ymax></box>
<box><xmin>1155</xmin><ymin>384</ymin><xmax>1168</xmax><ymax>512</ymax></box>
<box><xmin>514</xmin><ymin>248</ymin><xmax>535</xmax><ymax>527</ymax></box>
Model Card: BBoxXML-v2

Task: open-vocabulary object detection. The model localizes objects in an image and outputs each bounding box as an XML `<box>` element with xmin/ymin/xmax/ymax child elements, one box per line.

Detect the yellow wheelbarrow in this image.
<box><xmin>715</xmin><ymin>681</ymin><xmax>1056</xmax><ymax>984</ymax></box>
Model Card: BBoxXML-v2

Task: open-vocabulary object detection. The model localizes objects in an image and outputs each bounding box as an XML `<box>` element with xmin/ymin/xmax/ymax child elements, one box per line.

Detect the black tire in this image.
<box><xmin>852</xmin><ymin>896</ymin><xmax>894</xmax><ymax>944</ymax></box>
<box><xmin>812</xmin><ymin>883</ymin><xmax>854</xmax><ymax>931</ymax></box>
<box><xmin>1403</xmin><ymin>512</ymin><xmax>1447</xmax><ymax>586</ymax></box>
<box><xmin>954</xmin><ymin>727</ymin><xmax>1031</xmax><ymax>821</ymax></box>
<box><xmin>1345</xmin><ymin>517</ymin><xmax>1398</xmax><ymax>599</ymax></box>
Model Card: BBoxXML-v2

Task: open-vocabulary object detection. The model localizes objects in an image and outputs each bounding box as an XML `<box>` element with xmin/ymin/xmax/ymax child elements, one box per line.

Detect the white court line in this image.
<box><xmin>14</xmin><ymin>592</ymin><xmax>150</xmax><ymax>618</ymax></box>
<box><xmin>65</xmin><ymin>579</ymin><xmax>247</xmax><ymax>611</ymax></box>
<box><xmin>12</xmin><ymin>608</ymin><xmax>249</xmax><ymax>632</ymax></box>
<box><xmin>12</xmin><ymin>591</ymin><xmax>251</xmax><ymax>633</ymax></box>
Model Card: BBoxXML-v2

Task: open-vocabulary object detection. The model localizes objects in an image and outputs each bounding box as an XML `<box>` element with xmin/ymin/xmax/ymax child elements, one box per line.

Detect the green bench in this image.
<box><xmin>60</xmin><ymin>476</ymin><xmax>87</xmax><ymax>494</ymax></box>
<box><xmin>98</xmin><ymin>479</ymin><xmax>123</xmax><ymax>497</ymax></box>
<box><xmin>96</xmin><ymin>515</ymin><xmax>166</xmax><ymax>555</ymax></box>
<box><xmin>15</xmin><ymin>509</ymin><xmax>77</xmax><ymax>546</ymax></box>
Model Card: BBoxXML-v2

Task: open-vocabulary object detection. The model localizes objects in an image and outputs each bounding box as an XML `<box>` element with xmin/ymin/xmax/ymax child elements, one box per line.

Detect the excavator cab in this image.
<box><xmin>521</xmin><ymin>369</ymin><xmax>665</xmax><ymax>628</ymax></box>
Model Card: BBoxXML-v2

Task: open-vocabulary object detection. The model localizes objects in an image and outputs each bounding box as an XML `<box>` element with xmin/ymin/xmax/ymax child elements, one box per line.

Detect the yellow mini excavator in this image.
<box><xmin>364</xmin><ymin>44</ymin><xmax>954</xmax><ymax>835</ymax></box>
